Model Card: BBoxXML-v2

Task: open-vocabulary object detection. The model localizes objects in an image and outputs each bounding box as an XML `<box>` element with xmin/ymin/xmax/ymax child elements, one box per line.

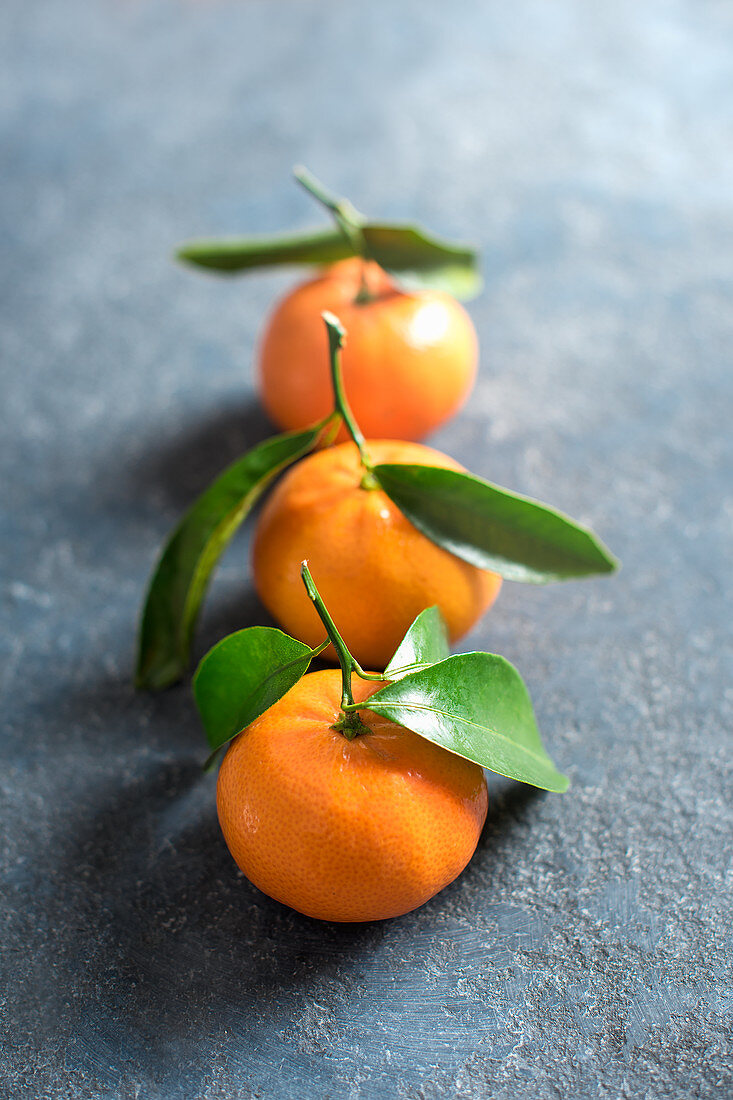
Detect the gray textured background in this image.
<box><xmin>2</xmin><ymin>1</ymin><xmax>732</xmax><ymax>1097</ymax></box>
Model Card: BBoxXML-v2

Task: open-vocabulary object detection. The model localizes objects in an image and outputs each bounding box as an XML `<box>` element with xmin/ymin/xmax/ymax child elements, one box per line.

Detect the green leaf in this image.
<box><xmin>175</xmin><ymin>225</ymin><xmax>480</xmax><ymax>300</ymax></box>
<box><xmin>193</xmin><ymin>627</ymin><xmax>318</xmax><ymax>752</ymax></box>
<box><xmin>384</xmin><ymin>606</ymin><xmax>450</xmax><ymax>680</ymax></box>
<box><xmin>361</xmin><ymin>224</ymin><xmax>481</xmax><ymax>300</ymax></box>
<box><xmin>135</xmin><ymin>423</ymin><xmax>327</xmax><ymax>691</ymax></box>
<box><xmin>176</xmin><ymin>228</ymin><xmax>353</xmax><ymax>273</ymax></box>
<box><xmin>374</xmin><ymin>464</ymin><xmax>619</xmax><ymax>583</ymax></box>
<box><xmin>365</xmin><ymin>653</ymin><xmax>568</xmax><ymax>792</ymax></box>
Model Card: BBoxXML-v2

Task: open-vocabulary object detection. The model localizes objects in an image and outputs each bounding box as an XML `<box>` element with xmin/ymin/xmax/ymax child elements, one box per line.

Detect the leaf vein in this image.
<box><xmin>366</xmin><ymin>699</ymin><xmax>553</xmax><ymax>768</ymax></box>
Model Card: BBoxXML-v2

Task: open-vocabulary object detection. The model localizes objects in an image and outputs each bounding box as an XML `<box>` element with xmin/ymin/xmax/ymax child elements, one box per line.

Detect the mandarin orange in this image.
<box><xmin>251</xmin><ymin>439</ymin><xmax>502</xmax><ymax>668</ymax></box>
<box><xmin>217</xmin><ymin>669</ymin><xmax>488</xmax><ymax>922</ymax></box>
<box><xmin>257</xmin><ymin>258</ymin><xmax>478</xmax><ymax>441</ymax></box>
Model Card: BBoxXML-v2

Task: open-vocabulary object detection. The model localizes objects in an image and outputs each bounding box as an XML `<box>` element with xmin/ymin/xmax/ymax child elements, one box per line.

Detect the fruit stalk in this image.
<box><xmin>300</xmin><ymin>561</ymin><xmax>379</xmax><ymax>738</ymax></box>
<box><xmin>321</xmin><ymin>311</ymin><xmax>378</xmax><ymax>487</ymax></box>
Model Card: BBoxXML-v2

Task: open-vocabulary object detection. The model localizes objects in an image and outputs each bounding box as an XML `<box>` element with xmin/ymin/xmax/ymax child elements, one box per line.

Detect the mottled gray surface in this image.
<box><xmin>2</xmin><ymin>0</ymin><xmax>732</xmax><ymax>1096</ymax></box>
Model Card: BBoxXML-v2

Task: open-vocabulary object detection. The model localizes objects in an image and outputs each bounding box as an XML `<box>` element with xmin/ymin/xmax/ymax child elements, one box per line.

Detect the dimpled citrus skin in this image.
<box><xmin>216</xmin><ymin>669</ymin><xmax>488</xmax><ymax>922</ymax></box>
<box><xmin>252</xmin><ymin>440</ymin><xmax>502</xmax><ymax>669</ymax></box>
<box><xmin>257</xmin><ymin>258</ymin><xmax>478</xmax><ymax>442</ymax></box>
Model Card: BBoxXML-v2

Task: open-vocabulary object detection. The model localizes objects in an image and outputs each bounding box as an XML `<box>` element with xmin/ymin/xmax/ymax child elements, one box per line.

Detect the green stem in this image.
<box><xmin>300</xmin><ymin>562</ymin><xmax>370</xmax><ymax>738</ymax></box>
<box><xmin>321</xmin><ymin>312</ymin><xmax>376</xmax><ymax>482</ymax></box>
<box><xmin>293</xmin><ymin>168</ymin><xmax>379</xmax><ymax>306</ymax></box>
<box><xmin>293</xmin><ymin>166</ymin><xmax>366</xmax><ymax>257</ymax></box>
<box><xmin>300</xmin><ymin>562</ymin><xmax>354</xmax><ymax>709</ymax></box>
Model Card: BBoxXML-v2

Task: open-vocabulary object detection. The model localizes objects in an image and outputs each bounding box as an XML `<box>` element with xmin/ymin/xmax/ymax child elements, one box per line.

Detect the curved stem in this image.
<box><xmin>321</xmin><ymin>312</ymin><xmax>375</xmax><ymax>477</ymax></box>
<box><xmin>300</xmin><ymin>562</ymin><xmax>369</xmax><ymax>738</ymax></box>
<box><xmin>301</xmin><ymin>562</ymin><xmax>354</xmax><ymax>708</ymax></box>
<box><xmin>351</xmin><ymin>660</ymin><xmax>386</xmax><ymax>683</ymax></box>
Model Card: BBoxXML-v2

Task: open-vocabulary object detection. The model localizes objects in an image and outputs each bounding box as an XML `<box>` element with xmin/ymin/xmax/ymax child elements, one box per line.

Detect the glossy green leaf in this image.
<box><xmin>175</xmin><ymin>224</ymin><xmax>480</xmax><ymax>299</ymax></box>
<box><xmin>135</xmin><ymin>424</ymin><xmax>326</xmax><ymax>691</ymax></box>
<box><xmin>365</xmin><ymin>653</ymin><xmax>568</xmax><ymax>792</ymax></box>
<box><xmin>361</xmin><ymin>224</ymin><xmax>481</xmax><ymax>299</ymax></box>
<box><xmin>374</xmin><ymin>464</ymin><xmax>618</xmax><ymax>583</ymax></box>
<box><xmin>176</xmin><ymin>228</ymin><xmax>353</xmax><ymax>273</ymax></box>
<box><xmin>384</xmin><ymin>606</ymin><xmax>450</xmax><ymax>680</ymax></box>
<box><xmin>193</xmin><ymin>627</ymin><xmax>319</xmax><ymax>752</ymax></box>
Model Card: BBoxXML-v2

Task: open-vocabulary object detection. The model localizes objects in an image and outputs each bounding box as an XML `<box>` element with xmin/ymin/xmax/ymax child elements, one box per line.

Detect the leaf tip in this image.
<box><xmin>133</xmin><ymin>668</ymin><xmax>150</xmax><ymax>692</ymax></box>
<box><xmin>606</xmin><ymin>550</ymin><xmax>622</xmax><ymax>574</ymax></box>
<box><xmin>133</xmin><ymin>658</ymin><xmax>183</xmax><ymax>693</ymax></box>
<box><xmin>174</xmin><ymin>242</ymin><xmax>197</xmax><ymax>265</ymax></box>
<box><xmin>592</xmin><ymin>536</ymin><xmax>621</xmax><ymax>577</ymax></box>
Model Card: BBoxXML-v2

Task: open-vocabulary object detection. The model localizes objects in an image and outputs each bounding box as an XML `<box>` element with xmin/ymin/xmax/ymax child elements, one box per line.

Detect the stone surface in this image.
<box><xmin>1</xmin><ymin>0</ymin><xmax>732</xmax><ymax>1097</ymax></box>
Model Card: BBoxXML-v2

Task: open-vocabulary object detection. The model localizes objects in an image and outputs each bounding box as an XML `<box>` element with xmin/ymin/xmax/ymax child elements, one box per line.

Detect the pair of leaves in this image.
<box><xmin>176</xmin><ymin>167</ymin><xmax>481</xmax><ymax>300</ymax></box>
<box><xmin>177</xmin><ymin>223</ymin><xmax>481</xmax><ymax>301</ymax></box>
<box><xmin>136</xmin><ymin>438</ymin><xmax>617</xmax><ymax>690</ymax></box>
<box><xmin>193</xmin><ymin>606</ymin><xmax>568</xmax><ymax>794</ymax></box>
<box><xmin>368</xmin><ymin>652</ymin><xmax>567</xmax><ymax>792</ymax></box>
<box><xmin>194</xmin><ymin>604</ymin><xmax>450</xmax><ymax>754</ymax></box>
